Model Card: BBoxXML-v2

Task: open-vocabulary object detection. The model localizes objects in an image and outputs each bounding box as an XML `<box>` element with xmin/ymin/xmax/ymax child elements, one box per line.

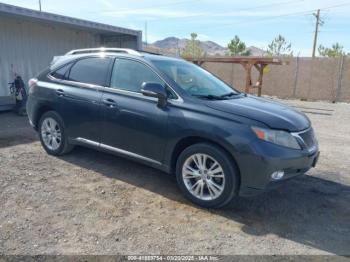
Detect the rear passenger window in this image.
<box><xmin>110</xmin><ymin>59</ymin><xmax>164</xmax><ymax>92</ymax></box>
<box><xmin>67</xmin><ymin>57</ymin><xmax>111</xmax><ymax>86</ymax></box>
<box><xmin>51</xmin><ymin>63</ymin><xmax>71</xmax><ymax>80</ymax></box>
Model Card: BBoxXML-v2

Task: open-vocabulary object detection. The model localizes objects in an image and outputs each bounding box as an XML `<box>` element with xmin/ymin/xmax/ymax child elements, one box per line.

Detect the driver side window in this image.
<box><xmin>110</xmin><ymin>59</ymin><xmax>164</xmax><ymax>93</ymax></box>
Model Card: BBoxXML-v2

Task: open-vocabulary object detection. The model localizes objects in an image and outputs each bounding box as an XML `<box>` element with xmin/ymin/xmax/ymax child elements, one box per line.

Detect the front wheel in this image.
<box><xmin>176</xmin><ymin>143</ymin><xmax>238</xmax><ymax>208</ymax></box>
<box><xmin>38</xmin><ymin>111</ymin><xmax>73</xmax><ymax>155</ymax></box>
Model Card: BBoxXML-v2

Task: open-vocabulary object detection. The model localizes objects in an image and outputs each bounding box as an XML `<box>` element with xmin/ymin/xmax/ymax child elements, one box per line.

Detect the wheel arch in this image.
<box><xmin>169</xmin><ymin>136</ymin><xmax>241</xmax><ymax>188</ymax></box>
<box><xmin>33</xmin><ymin>104</ymin><xmax>57</xmax><ymax>130</ymax></box>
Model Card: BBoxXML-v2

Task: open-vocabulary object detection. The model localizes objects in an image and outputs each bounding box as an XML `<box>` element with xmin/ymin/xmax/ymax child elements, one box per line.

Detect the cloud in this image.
<box><xmin>100</xmin><ymin>9</ymin><xmax>205</xmax><ymax>18</ymax></box>
<box><xmin>197</xmin><ymin>34</ymin><xmax>210</xmax><ymax>41</ymax></box>
<box><xmin>99</xmin><ymin>8</ymin><xmax>300</xmax><ymax>19</ymax></box>
<box><xmin>99</xmin><ymin>8</ymin><xmax>318</xmax><ymax>20</ymax></box>
<box><xmin>97</xmin><ymin>0</ymin><xmax>114</xmax><ymax>9</ymax></box>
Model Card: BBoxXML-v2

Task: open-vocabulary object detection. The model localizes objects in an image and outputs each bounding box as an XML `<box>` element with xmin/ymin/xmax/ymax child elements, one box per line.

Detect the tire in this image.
<box><xmin>176</xmin><ymin>143</ymin><xmax>238</xmax><ymax>208</ymax></box>
<box><xmin>38</xmin><ymin>111</ymin><xmax>73</xmax><ymax>155</ymax></box>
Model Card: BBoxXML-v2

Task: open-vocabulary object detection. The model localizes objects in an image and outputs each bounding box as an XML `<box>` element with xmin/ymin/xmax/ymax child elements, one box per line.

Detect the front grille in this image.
<box><xmin>298</xmin><ymin>128</ymin><xmax>317</xmax><ymax>149</ymax></box>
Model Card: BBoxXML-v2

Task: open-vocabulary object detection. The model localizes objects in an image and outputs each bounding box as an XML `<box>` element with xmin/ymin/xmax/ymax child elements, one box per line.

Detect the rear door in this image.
<box><xmin>50</xmin><ymin>56</ymin><xmax>112</xmax><ymax>142</ymax></box>
<box><xmin>100</xmin><ymin>58</ymin><xmax>169</xmax><ymax>164</ymax></box>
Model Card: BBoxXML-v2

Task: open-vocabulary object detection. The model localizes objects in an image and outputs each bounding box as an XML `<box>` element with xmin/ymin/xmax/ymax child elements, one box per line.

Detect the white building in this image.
<box><xmin>0</xmin><ymin>3</ymin><xmax>142</xmax><ymax>110</ymax></box>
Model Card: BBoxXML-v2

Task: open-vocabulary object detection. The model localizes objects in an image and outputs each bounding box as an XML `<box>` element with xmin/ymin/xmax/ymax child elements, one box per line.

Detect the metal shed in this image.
<box><xmin>0</xmin><ymin>3</ymin><xmax>142</xmax><ymax>110</ymax></box>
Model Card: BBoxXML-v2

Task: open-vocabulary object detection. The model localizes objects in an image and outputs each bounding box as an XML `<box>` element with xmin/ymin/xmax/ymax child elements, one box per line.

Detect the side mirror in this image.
<box><xmin>141</xmin><ymin>82</ymin><xmax>168</xmax><ymax>108</ymax></box>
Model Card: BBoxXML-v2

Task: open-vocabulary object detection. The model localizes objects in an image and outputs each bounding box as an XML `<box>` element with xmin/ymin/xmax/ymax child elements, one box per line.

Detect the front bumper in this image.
<box><xmin>236</xmin><ymin>139</ymin><xmax>320</xmax><ymax>197</ymax></box>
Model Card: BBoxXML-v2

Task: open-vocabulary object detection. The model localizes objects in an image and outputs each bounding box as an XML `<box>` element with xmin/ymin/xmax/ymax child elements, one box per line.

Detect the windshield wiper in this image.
<box><xmin>192</xmin><ymin>92</ymin><xmax>240</xmax><ymax>100</ymax></box>
<box><xmin>219</xmin><ymin>92</ymin><xmax>239</xmax><ymax>98</ymax></box>
<box><xmin>192</xmin><ymin>94</ymin><xmax>225</xmax><ymax>100</ymax></box>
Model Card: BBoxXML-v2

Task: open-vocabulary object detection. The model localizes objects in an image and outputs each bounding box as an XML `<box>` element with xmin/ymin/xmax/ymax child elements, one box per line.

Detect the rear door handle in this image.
<box><xmin>103</xmin><ymin>98</ymin><xmax>117</xmax><ymax>108</ymax></box>
<box><xmin>56</xmin><ymin>89</ymin><xmax>65</xmax><ymax>97</ymax></box>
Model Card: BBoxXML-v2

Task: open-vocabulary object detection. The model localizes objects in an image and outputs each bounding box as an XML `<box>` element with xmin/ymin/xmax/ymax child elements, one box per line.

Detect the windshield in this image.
<box><xmin>150</xmin><ymin>59</ymin><xmax>240</xmax><ymax>98</ymax></box>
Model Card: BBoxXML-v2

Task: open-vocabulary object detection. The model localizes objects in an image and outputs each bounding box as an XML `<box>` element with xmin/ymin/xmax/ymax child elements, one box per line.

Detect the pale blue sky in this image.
<box><xmin>2</xmin><ymin>0</ymin><xmax>350</xmax><ymax>56</ymax></box>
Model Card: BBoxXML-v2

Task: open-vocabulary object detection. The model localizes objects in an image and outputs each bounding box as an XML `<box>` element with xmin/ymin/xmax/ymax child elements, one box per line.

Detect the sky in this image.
<box><xmin>2</xmin><ymin>0</ymin><xmax>350</xmax><ymax>56</ymax></box>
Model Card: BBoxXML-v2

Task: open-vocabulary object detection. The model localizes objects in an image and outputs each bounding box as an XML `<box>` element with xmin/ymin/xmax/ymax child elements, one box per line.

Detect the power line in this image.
<box><xmin>166</xmin><ymin>1</ymin><xmax>350</xmax><ymax>35</ymax></box>
<box><xmin>70</xmin><ymin>0</ymin><xmax>306</xmax><ymax>19</ymax></box>
<box><xmin>318</xmin><ymin>1</ymin><xmax>350</xmax><ymax>11</ymax></box>
<box><xmin>148</xmin><ymin>0</ymin><xmax>306</xmax><ymax>23</ymax></box>
<box><xmin>87</xmin><ymin>0</ymin><xmax>200</xmax><ymax>14</ymax></box>
<box><xmin>142</xmin><ymin>0</ymin><xmax>306</xmax><ymax>41</ymax></box>
<box><xmin>169</xmin><ymin>10</ymin><xmax>312</xmax><ymax>35</ymax></box>
<box><xmin>140</xmin><ymin>0</ymin><xmax>306</xmax><ymax>41</ymax></box>
<box><xmin>229</xmin><ymin>0</ymin><xmax>305</xmax><ymax>12</ymax></box>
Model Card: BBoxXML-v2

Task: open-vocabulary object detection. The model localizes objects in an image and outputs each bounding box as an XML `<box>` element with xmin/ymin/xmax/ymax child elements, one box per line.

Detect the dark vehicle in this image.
<box><xmin>27</xmin><ymin>48</ymin><xmax>319</xmax><ymax>208</ymax></box>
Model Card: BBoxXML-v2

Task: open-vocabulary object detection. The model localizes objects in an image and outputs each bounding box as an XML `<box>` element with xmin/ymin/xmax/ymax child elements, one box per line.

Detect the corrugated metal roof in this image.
<box><xmin>0</xmin><ymin>2</ymin><xmax>141</xmax><ymax>36</ymax></box>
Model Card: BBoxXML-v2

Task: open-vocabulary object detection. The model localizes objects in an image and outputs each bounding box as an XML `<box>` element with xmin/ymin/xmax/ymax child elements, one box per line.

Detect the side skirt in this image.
<box><xmin>72</xmin><ymin>137</ymin><xmax>170</xmax><ymax>172</ymax></box>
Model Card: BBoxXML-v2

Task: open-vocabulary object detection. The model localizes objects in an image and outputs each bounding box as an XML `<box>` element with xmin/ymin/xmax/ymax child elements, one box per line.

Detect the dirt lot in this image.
<box><xmin>0</xmin><ymin>99</ymin><xmax>349</xmax><ymax>256</ymax></box>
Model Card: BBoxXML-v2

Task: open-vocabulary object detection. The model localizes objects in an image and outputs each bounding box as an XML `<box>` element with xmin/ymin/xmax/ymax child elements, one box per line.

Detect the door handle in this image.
<box><xmin>56</xmin><ymin>89</ymin><xmax>65</xmax><ymax>97</ymax></box>
<box><xmin>103</xmin><ymin>98</ymin><xmax>117</xmax><ymax>108</ymax></box>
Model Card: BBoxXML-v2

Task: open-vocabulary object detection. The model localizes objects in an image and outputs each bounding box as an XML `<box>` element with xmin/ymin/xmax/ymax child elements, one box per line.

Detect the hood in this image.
<box><xmin>206</xmin><ymin>95</ymin><xmax>310</xmax><ymax>132</ymax></box>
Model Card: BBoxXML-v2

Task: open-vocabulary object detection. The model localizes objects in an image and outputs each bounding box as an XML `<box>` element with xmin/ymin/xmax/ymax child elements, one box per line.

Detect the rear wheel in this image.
<box><xmin>38</xmin><ymin>111</ymin><xmax>73</xmax><ymax>155</ymax></box>
<box><xmin>176</xmin><ymin>143</ymin><xmax>238</xmax><ymax>208</ymax></box>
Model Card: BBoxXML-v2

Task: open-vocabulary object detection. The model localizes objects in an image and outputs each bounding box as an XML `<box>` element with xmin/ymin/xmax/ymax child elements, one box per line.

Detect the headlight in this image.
<box><xmin>252</xmin><ymin>126</ymin><xmax>301</xmax><ymax>149</ymax></box>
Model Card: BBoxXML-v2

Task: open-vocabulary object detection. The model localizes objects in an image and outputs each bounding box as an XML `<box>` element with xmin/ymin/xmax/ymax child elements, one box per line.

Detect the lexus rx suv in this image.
<box><xmin>27</xmin><ymin>48</ymin><xmax>319</xmax><ymax>208</ymax></box>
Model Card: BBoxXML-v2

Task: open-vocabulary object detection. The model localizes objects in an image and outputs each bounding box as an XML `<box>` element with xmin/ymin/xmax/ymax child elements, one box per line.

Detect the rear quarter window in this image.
<box><xmin>50</xmin><ymin>63</ymin><xmax>72</xmax><ymax>80</ymax></box>
<box><xmin>67</xmin><ymin>57</ymin><xmax>111</xmax><ymax>86</ymax></box>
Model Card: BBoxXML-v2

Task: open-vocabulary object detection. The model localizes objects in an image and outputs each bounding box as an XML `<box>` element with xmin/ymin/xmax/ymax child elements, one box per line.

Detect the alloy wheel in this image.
<box><xmin>182</xmin><ymin>153</ymin><xmax>225</xmax><ymax>201</ymax></box>
<box><xmin>41</xmin><ymin>117</ymin><xmax>62</xmax><ymax>151</ymax></box>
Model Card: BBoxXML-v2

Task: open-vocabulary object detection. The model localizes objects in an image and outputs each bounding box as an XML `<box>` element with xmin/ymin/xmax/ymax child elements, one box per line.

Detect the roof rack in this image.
<box><xmin>65</xmin><ymin>48</ymin><xmax>141</xmax><ymax>56</ymax></box>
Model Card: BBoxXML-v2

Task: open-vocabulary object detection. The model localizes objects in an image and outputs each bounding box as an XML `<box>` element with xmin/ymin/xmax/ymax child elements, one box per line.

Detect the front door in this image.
<box><xmin>100</xmin><ymin>58</ymin><xmax>168</xmax><ymax>164</ymax></box>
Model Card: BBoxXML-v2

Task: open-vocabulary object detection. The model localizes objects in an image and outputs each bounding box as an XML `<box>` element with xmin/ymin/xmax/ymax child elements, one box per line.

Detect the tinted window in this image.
<box><xmin>51</xmin><ymin>63</ymin><xmax>71</xmax><ymax>80</ymax></box>
<box><xmin>67</xmin><ymin>57</ymin><xmax>111</xmax><ymax>86</ymax></box>
<box><xmin>110</xmin><ymin>59</ymin><xmax>163</xmax><ymax>92</ymax></box>
<box><xmin>150</xmin><ymin>59</ymin><xmax>239</xmax><ymax>97</ymax></box>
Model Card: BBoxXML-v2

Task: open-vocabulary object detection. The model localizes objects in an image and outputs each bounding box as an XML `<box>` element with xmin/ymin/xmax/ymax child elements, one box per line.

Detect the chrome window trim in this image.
<box><xmin>60</xmin><ymin>79</ymin><xmax>105</xmax><ymax>91</ymax></box>
<box><xmin>48</xmin><ymin>74</ymin><xmax>105</xmax><ymax>91</ymax></box>
<box><xmin>37</xmin><ymin>80</ymin><xmax>68</xmax><ymax>91</ymax></box>
<box><xmin>75</xmin><ymin>137</ymin><xmax>161</xmax><ymax>166</ymax></box>
<box><xmin>101</xmin><ymin>85</ymin><xmax>183</xmax><ymax>105</ymax></box>
<box><xmin>47</xmin><ymin>75</ymin><xmax>182</xmax><ymax>105</ymax></box>
<box><xmin>47</xmin><ymin>56</ymin><xmax>184</xmax><ymax>103</ymax></box>
<box><xmin>101</xmin><ymin>87</ymin><xmax>158</xmax><ymax>102</ymax></box>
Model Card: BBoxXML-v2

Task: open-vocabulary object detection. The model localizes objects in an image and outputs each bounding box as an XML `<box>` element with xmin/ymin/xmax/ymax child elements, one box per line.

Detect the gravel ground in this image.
<box><xmin>0</xmin><ymin>99</ymin><xmax>349</xmax><ymax>256</ymax></box>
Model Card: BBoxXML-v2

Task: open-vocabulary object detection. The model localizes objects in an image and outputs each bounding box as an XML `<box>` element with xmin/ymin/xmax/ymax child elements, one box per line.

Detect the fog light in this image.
<box><xmin>271</xmin><ymin>170</ymin><xmax>284</xmax><ymax>180</ymax></box>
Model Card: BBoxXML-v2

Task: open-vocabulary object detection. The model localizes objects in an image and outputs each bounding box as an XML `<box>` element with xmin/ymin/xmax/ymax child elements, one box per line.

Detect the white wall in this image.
<box><xmin>0</xmin><ymin>16</ymin><xmax>137</xmax><ymax>96</ymax></box>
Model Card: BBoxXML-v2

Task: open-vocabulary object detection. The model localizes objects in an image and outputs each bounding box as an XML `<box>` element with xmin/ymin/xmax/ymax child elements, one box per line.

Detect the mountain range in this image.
<box><xmin>143</xmin><ymin>37</ymin><xmax>266</xmax><ymax>56</ymax></box>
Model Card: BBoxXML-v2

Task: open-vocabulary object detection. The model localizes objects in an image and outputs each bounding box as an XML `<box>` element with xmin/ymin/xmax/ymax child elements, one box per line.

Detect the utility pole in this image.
<box><xmin>312</xmin><ymin>9</ymin><xmax>322</xmax><ymax>58</ymax></box>
<box><xmin>39</xmin><ymin>0</ymin><xmax>42</xmax><ymax>11</ymax></box>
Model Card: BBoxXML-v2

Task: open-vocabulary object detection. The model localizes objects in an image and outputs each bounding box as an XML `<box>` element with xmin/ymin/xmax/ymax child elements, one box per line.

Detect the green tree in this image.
<box><xmin>318</xmin><ymin>43</ymin><xmax>346</xmax><ymax>57</ymax></box>
<box><xmin>266</xmin><ymin>35</ymin><xmax>293</xmax><ymax>56</ymax></box>
<box><xmin>227</xmin><ymin>35</ymin><xmax>250</xmax><ymax>56</ymax></box>
<box><xmin>181</xmin><ymin>33</ymin><xmax>204</xmax><ymax>59</ymax></box>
